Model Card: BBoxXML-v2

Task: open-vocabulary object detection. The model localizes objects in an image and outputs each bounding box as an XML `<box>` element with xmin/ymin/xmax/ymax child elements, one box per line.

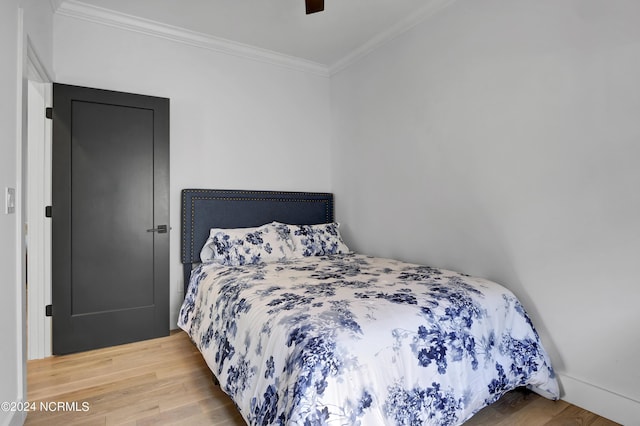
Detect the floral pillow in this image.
<box><xmin>273</xmin><ymin>222</ymin><xmax>350</xmax><ymax>257</ymax></box>
<box><xmin>200</xmin><ymin>223</ymin><xmax>296</xmax><ymax>266</ymax></box>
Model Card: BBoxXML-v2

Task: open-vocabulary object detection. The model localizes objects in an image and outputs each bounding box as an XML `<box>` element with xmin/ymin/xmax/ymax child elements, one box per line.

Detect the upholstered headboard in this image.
<box><xmin>180</xmin><ymin>189</ymin><xmax>334</xmax><ymax>293</ymax></box>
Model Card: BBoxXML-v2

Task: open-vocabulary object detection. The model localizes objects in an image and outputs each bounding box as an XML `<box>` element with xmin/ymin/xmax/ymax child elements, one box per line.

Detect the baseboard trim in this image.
<box><xmin>558</xmin><ymin>373</ymin><xmax>639</xmax><ymax>425</ymax></box>
<box><xmin>169</xmin><ymin>311</ymin><xmax>179</xmax><ymax>332</ymax></box>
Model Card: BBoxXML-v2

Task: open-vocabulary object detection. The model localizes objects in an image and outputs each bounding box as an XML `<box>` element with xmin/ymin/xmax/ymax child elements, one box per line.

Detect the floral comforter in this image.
<box><xmin>178</xmin><ymin>254</ymin><xmax>559</xmax><ymax>425</ymax></box>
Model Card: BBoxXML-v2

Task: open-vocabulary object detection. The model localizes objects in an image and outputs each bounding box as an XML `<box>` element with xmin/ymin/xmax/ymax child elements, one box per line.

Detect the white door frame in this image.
<box><xmin>25</xmin><ymin>37</ymin><xmax>52</xmax><ymax>360</ymax></box>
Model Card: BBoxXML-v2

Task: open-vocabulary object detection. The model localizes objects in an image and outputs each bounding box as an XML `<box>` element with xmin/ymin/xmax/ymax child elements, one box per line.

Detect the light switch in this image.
<box><xmin>5</xmin><ymin>187</ymin><xmax>15</xmax><ymax>214</ymax></box>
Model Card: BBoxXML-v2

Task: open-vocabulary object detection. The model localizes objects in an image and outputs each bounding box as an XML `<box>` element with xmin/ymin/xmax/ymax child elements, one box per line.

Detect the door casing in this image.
<box><xmin>24</xmin><ymin>37</ymin><xmax>53</xmax><ymax>361</ymax></box>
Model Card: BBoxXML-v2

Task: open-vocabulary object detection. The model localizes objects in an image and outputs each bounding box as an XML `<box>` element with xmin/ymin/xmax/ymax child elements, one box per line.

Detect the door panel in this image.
<box><xmin>52</xmin><ymin>83</ymin><xmax>169</xmax><ymax>355</ymax></box>
<box><xmin>71</xmin><ymin>101</ymin><xmax>154</xmax><ymax>313</ymax></box>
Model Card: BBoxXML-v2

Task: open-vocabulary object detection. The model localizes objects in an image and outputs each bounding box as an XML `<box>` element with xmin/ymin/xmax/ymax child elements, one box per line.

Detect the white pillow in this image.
<box><xmin>272</xmin><ymin>222</ymin><xmax>350</xmax><ymax>257</ymax></box>
<box><xmin>200</xmin><ymin>223</ymin><xmax>296</xmax><ymax>266</ymax></box>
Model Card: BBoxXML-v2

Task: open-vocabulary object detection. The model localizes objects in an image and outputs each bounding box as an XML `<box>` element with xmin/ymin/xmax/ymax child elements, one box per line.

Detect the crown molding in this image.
<box><xmin>328</xmin><ymin>0</ymin><xmax>457</xmax><ymax>75</ymax></box>
<box><xmin>55</xmin><ymin>0</ymin><xmax>330</xmax><ymax>77</ymax></box>
<box><xmin>55</xmin><ymin>0</ymin><xmax>456</xmax><ymax>78</ymax></box>
<box><xmin>49</xmin><ymin>0</ymin><xmax>65</xmax><ymax>13</ymax></box>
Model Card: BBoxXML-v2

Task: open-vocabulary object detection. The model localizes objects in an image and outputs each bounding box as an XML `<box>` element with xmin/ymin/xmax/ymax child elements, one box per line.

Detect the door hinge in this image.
<box><xmin>45</xmin><ymin>107</ymin><xmax>53</xmax><ymax>119</ymax></box>
<box><xmin>45</xmin><ymin>205</ymin><xmax>52</xmax><ymax>218</ymax></box>
<box><xmin>45</xmin><ymin>305</ymin><xmax>52</xmax><ymax>317</ymax></box>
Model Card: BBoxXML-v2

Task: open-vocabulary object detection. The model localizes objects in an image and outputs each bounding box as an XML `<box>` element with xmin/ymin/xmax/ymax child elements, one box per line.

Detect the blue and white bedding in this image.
<box><xmin>178</xmin><ymin>253</ymin><xmax>559</xmax><ymax>425</ymax></box>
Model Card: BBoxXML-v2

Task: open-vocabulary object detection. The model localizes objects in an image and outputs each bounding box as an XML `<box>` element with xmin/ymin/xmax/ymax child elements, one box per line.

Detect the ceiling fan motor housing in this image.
<box><xmin>306</xmin><ymin>0</ymin><xmax>324</xmax><ymax>14</ymax></box>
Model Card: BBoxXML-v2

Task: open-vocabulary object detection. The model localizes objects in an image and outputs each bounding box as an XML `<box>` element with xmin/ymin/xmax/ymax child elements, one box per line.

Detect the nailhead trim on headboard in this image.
<box><xmin>181</xmin><ymin>189</ymin><xmax>334</xmax><ymax>265</ymax></box>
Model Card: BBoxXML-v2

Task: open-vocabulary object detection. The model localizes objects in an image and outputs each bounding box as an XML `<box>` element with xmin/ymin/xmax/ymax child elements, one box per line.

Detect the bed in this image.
<box><xmin>178</xmin><ymin>189</ymin><xmax>559</xmax><ymax>425</ymax></box>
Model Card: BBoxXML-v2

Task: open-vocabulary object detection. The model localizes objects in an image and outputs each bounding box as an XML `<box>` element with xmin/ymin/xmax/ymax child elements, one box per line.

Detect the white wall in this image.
<box><xmin>53</xmin><ymin>15</ymin><xmax>332</xmax><ymax>328</ymax></box>
<box><xmin>1</xmin><ymin>1</ymin><xmax>54</xmax><ymax>425</ymax></box>
<box><xmin>22</xmin><ymin>0</ymin><xmax>54</xmax><ymax>77</ymax></box>
<box><xmin>331</xmin><ymin>0</ymin><xmax>640</xmax><ymax>423</ymax></box>
<box><xmin>0</xmin><ymin>2</ymin><xmax>23</xmax><ymax>425</ymax></box>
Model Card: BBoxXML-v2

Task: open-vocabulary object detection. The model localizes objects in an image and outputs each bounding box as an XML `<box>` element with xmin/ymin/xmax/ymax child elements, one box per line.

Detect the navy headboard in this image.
<box><xmin>181</xmin><ymin>189</ymin><xmax>334</xmax><ymax>292</ymax></box>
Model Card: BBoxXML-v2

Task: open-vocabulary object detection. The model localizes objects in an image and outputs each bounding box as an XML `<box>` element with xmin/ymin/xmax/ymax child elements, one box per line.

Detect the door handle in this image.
<box><xmin>147</xmin><ymin>225</ymin><xmax>168</xmax><ymax>233</ymax></box>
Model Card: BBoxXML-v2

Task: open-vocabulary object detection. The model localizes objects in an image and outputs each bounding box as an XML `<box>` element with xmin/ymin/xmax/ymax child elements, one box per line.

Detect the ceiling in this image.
<box><xmin>60</xmin><ymin>0</ymin><xmax>454</xmax><ymax>68</ymax></box>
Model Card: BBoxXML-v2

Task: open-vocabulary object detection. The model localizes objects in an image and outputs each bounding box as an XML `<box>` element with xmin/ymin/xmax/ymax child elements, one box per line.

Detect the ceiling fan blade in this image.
<box><xmin>305</xmin><ymin>0</ymin><xmax>324</xmax><ymax>14</ymax></box>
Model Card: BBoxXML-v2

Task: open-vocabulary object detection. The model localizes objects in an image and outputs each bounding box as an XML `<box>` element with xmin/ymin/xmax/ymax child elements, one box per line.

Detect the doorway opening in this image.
<box><xmin>24</xmin><ymin>38</ymin><xmax>52</xmax><ymax>360</ymax></box>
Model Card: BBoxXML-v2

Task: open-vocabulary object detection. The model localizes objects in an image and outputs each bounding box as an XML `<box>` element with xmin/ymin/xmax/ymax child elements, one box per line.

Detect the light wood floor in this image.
<box><xmin>26</xmin><ymin>331</ymin><xmax>619</xmax><ymax>426</ymax></box>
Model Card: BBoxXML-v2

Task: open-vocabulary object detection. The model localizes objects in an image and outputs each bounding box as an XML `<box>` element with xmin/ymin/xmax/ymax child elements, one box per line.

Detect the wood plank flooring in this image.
<box><xmin>26</xmin><ymin>331</ymin><xmax>619</xmax><ymax>425</ymax></box>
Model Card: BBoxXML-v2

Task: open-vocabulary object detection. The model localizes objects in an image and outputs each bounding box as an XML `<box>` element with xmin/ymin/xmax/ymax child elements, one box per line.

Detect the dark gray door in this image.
<box><xmin>52</xmin><ymin>83</ymin><xmax>169</xmax><ymax>354</ymax></box>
